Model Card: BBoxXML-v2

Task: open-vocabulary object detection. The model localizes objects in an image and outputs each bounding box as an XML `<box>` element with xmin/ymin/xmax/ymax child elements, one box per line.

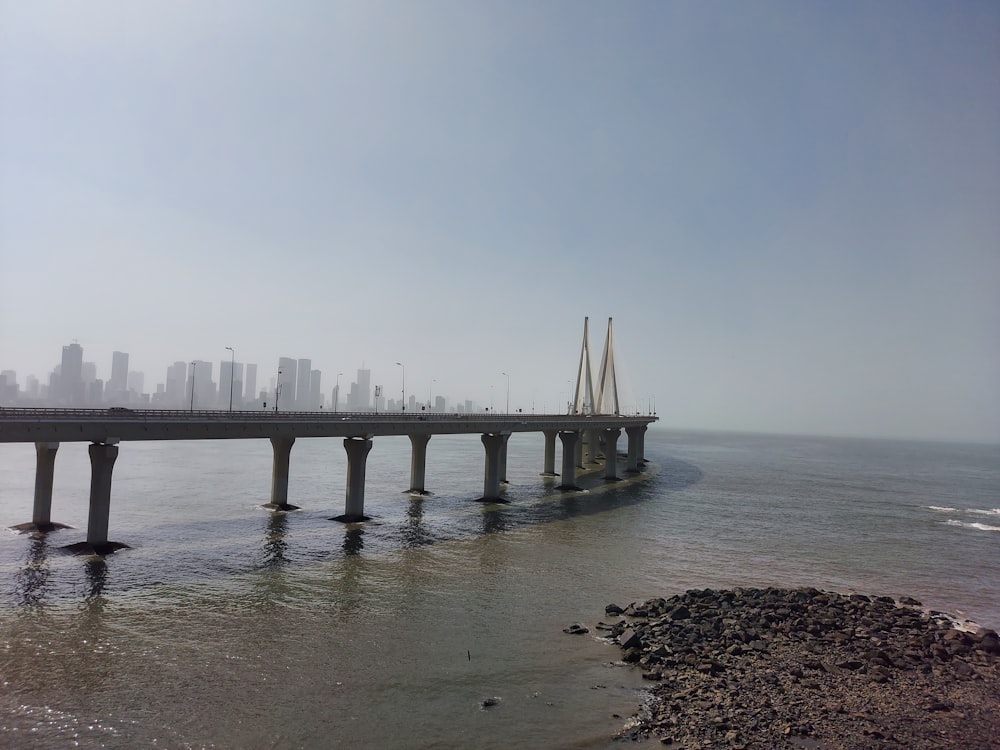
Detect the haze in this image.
<box><xmin>1</xmin><ymin>1</ymin><xmax>998</xmax><ymax>442</ymax></box>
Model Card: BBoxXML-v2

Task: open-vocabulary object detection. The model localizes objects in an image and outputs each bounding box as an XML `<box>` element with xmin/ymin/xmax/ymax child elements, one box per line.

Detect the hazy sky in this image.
<box><xmin>2</xmin><ymin>1</ymin><xmax>998</xmax><ymax>441</ymax></box>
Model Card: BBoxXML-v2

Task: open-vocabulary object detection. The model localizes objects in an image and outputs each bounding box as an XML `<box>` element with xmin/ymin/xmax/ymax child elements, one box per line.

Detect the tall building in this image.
<box><xmin>166</xmin><ymin>361</ymin><xmax>188</xmax><ymax>406</ymax></box>
<box><xmin>244</xmin><ymin>364</ymin><xmax>257</xmax><ymax>406</ymax></box>
<box><xmin>187</xmin><ymin>360</ymin><xmax>214</xmax><ymax>409</ymax></box>
<box><xmin>308</xmin><ymin>369</ymin><xmax>322</xmax><ymax>411</ymax></box>
<box><xmin>60</xmin><ymin>342</ymin><xmax>83</xmax><ymax>405</ymax></box>
<box><xmin>348</xmin><ymin>367</ymin><xmax>371</xmax><ymax>409</ymax></box>
<box><xmin>127</xmin><ymin>370</ymin><xmax>144</xmax><ymax>396</ymax></box>
<box><xmin>296</xmin><ymin>358</ymin><xmax>311</xmax><ymax>410</ymax></box>
<box><xmin>277</xmin><ymin>357</ymin><xmax>297</xmax><ymax>410</ymax></box>
<box><xmin>110</xmin><ymin>351</ymin><xmax>128</xmax><ymax>392</ymax></box>
<box><xmin>219</xmin><ymin>360</ymin><xmax>244</xmax><ymax>409</ymax></box>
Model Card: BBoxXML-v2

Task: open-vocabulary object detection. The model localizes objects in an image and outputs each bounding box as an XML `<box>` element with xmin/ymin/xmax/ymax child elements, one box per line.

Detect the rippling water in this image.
<box><xmin>0</xmin><ymin>429</ymin><xmax>997</xmax><ymax>748</ymax></box>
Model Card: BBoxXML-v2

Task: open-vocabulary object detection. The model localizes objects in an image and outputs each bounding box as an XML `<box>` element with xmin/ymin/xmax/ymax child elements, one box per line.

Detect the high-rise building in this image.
<box><xmin>188</xmin><ymin>360</ymin><xmax>214</xmax><ymax>409</ymax></box>
<box><xmin>127</xmin><ymin>370</ymin><xmax>144</xmax><ymax>396</ymax></box>
<box><xmin>277</xmin><ymin>357</ymin><xmax>297</xmax><ymax>410</ymax></box>
<box><xmin>110</xmin><ymin>351</ymin><xmax>128</xmax><ymax>393</ymax></box>
<box><xmin>308</xmin><ymin>369</ymin><xmax>322</xmax><ymax>411</ymax></box>
<box><xmin>244</xmin><ymin>364</ymin><xmax>257</xmax><ymax>406</ymax></box>
<box><xmin>219</xmin><ymin>360</ymin><xmax>244</xmax><ymax>409</ymax></box>
<box><xmin>166</xmin><ymin>361</ymin><xmax>188</xmax><ymax>406</ymax></box>
<box><xmin>348</xmin><ymin>367</ymin><xmax>371</xmax><ymax>409</ymax></box>
<box><xmin>296</xmin><ymin>359</ymin><xmax>311</xmax><ymax>410</ymax></box>
<box><xmin>60</xmin><ymin>342</ymin><xmax>83</xmax><ymax>405</ymax></box>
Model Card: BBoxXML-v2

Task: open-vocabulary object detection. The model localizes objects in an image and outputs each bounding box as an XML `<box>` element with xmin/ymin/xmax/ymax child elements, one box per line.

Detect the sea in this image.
<box><xmin>0</xmin><ymin>428</ymin><xmax>997</xmax><ymax>749</ymax></box>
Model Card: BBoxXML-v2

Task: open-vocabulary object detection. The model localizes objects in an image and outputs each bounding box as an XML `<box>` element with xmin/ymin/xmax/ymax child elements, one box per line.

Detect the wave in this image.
<box><xmin>944</xmin><ymin>520</ymin><xmax>1000</xmax><ymax>532</ymax></box>
<box><xmin>927</xmin><ymin>506</ymin><xmax>1000</xmax><ymax>517</ymax></box>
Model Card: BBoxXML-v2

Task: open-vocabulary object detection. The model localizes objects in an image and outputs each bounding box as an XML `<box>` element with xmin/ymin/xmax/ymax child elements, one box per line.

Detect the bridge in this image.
<box><xmin>0</xmin><ymin>318</ymin><xmax>657</xmax><ymax>554</ymax></box>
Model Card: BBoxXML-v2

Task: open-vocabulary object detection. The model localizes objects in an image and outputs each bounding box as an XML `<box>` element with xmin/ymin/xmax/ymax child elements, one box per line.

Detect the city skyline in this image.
<box><xmin>1</xmin><ymin>3</ymin><xmax>998</xmax><ymax>442</ymax></box>
<box><xmin>0</xmin><ymin>338</ymin><xmax>572</xmax><ymax>415</ymax></box>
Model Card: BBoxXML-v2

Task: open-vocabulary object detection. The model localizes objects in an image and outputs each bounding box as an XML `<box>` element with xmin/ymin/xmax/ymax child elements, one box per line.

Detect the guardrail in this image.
<box><xmin>0</xmin><ymin>407</ymin><xmax>655</xmax><ymax>422</ymax></box>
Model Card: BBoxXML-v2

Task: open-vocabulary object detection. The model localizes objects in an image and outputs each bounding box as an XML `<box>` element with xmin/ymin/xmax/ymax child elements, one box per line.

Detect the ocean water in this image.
<box><xmin>0</xmin><ymin>428</ymin><xmax>997</xmax><ymax>748</ymax></box>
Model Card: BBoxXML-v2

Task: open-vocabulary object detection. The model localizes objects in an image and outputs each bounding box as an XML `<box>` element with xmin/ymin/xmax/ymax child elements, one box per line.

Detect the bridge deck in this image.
<box><xmin>0</xmin><ymin>408</ymin><xmax>657</xmax><ymax>443</ymax></box>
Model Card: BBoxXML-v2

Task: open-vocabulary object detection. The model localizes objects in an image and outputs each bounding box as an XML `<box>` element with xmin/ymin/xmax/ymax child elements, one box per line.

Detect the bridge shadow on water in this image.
<box><xmin>7</xmin><ymin>455</ymin><xmax>704</xmax><ymax>607</ymax></box>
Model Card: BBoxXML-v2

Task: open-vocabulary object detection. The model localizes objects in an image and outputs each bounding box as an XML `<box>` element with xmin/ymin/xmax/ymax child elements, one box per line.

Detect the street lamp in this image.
<box><xmin>335</xmin><ymin>372</ymin><xmax>342</xmax><ymax>413</ymax></box>
<box><xmin>428</xmin><ymin>379</ymin><xmax>436</xmax><ymax>412</ymax></box>
<box><xmin>501</xmin><ymin>371</ymin><xmax>509</xmax><ymax>414</ymax></box>
<box><xmin>225</xmin><ymin>346</ymin><xmax>235</xmax><ymax>412</ymax></box>
<box><xmin>275</xmin><ymin>369</ymin><xmax>282</xmax><ymax>413</ymax></box>
<box><xmin>395</xmin><ymin>362</ymin><xmax>405</xmax><ymax>412</ymax></box>
<box><xmin>189</xmin><ymin>361</ymin><xmax>197</xmax><ymax>412</ymax></box>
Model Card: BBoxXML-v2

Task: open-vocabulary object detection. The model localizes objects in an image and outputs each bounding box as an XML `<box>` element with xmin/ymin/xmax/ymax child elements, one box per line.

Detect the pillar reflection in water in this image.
<box><xmin>482</xmin><ymin>507</ymin><xmax>507</xmax><ymax>535</ymax></box>
<box><xmin>343</xmin><ymin>527</ymin><xmax>364</xmax><ymax>556</ymax></box>
<box><xmin>262</xmin><ymin>512</ymin><xmax>290</xmax><ymax>568</ymax></box>
<box><xmin>84</xmin><ymin>557</ymin><xmax>108</xmax><ymax>603</ymax></box>
<box><xmin>401</xmin><ymin>498</ymin><xmax>432</xmax><ymax>548</ymax></box>
<box><xmin>15</xmin><ymin>535</ymin><xmax>52</xmax><ymax>607</ymax></box>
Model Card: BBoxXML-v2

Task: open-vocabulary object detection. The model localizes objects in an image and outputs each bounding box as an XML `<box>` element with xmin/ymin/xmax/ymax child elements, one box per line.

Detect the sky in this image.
<box><xmin>1</xmin><ymin>1</ymin><xmax>998</xmax><ymax>442</ymax></box>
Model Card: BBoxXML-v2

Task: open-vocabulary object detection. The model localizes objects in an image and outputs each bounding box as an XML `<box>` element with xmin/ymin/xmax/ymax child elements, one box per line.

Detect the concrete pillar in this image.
<box><xmin>268</xmin><ymin>437</ymin><xmax>297</xmax><ymax>509</ymax></box>
<box><xmin>558</xmin><ymin>431</ymin><xmax>580</xmax><ymax>490</ymax></box>
<box><xmin>625</xmin><ymin>427</ymin><xmax>642</xmax><ymax>473</ymax></box>
<box><xmin>637</xmin><ymin>425</ymin><xmax>647</xmax><ymax>464</ymax></box>
<box><xmin>86</xmin><ymin>442</ymin><xmax>118</xmax><ymax>548</ymax></box>
<box><xmin>499</xmin><ymin>432</ymin><xmax>511</xmax><ymax>484</ymax></box>
<box><xmin>541</xmin><ymin>430</ymin><xmax>558</xmax><ymax>475</ymax></box>
<box><xmin>480</xmin><ymin>433</ymin><xmax>505</xmax><ymax>501</ymax></box>
<box><xmin>342</xmin><ymin>437</ymin><xmax>373</xmax><ymax>521</ymax></box>
<box><xmin>587</xmin><ymin>428</ymin><xmax>603</xmax><ymax>463</ymax></box>
<box><xmin>32</xmin><ymin>442</ymin><xmax>59</xmax><ymax>529</ymax></box>
<box><xmin>408</xmin><ymin>433</ymin><xmax>431</xmax><ymax>494</ymax></box>
<box><xmin>602</xmin><ymin>428</ymin><xmax>621</xmax><ymax>480</ymax></box>
<box><xmin>575</xmin><ymin>432</ymin><xmax>585</xmax><ymax>469</ymax></box>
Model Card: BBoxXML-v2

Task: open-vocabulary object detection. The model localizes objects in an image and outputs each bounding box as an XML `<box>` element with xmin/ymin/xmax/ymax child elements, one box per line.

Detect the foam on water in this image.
<box><xmin>944</xmin><ymin>519</ymin><xmax>1000</xmax><ymax>532</ymax></box>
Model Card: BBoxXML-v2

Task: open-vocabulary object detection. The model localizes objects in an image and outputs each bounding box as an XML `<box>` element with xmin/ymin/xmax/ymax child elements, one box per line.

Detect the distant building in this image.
<box><xmin>244</xmin><ymin>364</ymin><xmax>257</xmax><ymax>406</ymax></box>
<box><xmin>296</xmin><ymin>359</ymin><xmax>312</xmax><ymax>410</ymax></box>
<box><xmin>308</xmin><ymin>369</ymin><xmax>322</xmax><ymax>411</ymax></box>
<box><xmin>108</xmin><ymin>351</ymin><xmax>128</xmax><ymax>401</ymax></box>
<box><xmin>220</xmin><ymin>360</ymin><xmax>244</xmax><ymax>409</ymax></box>
<box><xmin>277</xmin><ymin>357</ymin><xmax>297</xmax><ymax>410</ymax></box>
<box><xmin>166</xmin><ymin>361</ymin><xmax>188</xmax><ymax>406</ymax></box>
<box><xmin>348</xmin><ymin>367</ymin><xmax>371</xmax><ymax>410</ymax></box>
<box><xmin>435</xmin><ymin>395</ymin><xmax>446</xmax><ymax>413</ymax></box>
<box><xmin>127</xmin><ymin>370</ymin><xmax>144</xmax><ymax>397</ymax></box>
<box><xmin>60</xmin><ymin>342</ymin><xmax>84</xmax><ymax>405</ymax></box>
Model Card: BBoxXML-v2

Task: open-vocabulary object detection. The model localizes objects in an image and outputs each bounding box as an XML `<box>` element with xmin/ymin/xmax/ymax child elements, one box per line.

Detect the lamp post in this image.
<box><xmin>501</xmin><ymin>371</ymin><xmax>509</xmax><ymax>414</ymax></box>
<box><xmin>275</xmin><ymin>369</ymin><xmax>282</xmax><ymax>413</ymax></box>
<box><xmin>428</xmin><ymin>379</ymin><xmax>436</xmax><ymax>412</ymax></box>
<box><xmin>189</xmin><ymin>361</ymin><xmax>197</xmax><ymax>412</ymax></box>
<box><xmin>335</xmin><ymin>372</ymin><xmax>342</xmax><ymax>413</ymax></box>
<box><xmin>225</xmin><ymin>346</ymin><xmax>235</xmax><ymax>412</ymax></box>
<box><xmin>395</xmin><ymin>362</ymin><xmax>405</xmax><ymax>412</ymax></box>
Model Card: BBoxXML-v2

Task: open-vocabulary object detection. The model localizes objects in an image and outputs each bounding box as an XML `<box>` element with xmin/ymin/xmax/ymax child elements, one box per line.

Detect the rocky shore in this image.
<box><xmin>587</xmin><ymin>587</ymin><xmax>1000</xmax><ymax>749</ymax></box>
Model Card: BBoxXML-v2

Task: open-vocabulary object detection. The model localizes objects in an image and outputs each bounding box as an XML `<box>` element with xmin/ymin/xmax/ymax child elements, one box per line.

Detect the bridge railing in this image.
<box><xmin>0</xmin><ymin>407</ymin><xmax>655</xmax><ymax>422</ymax></box>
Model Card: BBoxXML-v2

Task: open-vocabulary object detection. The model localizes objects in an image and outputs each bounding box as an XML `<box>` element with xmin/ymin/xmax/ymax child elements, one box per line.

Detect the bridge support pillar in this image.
<box><xmin>480</xmin><ymin>432</ymin><xmax>508</xmax><ymax>501</ymax></box>
<box><xmin>541</xmin><ymin>430</ymin><xmax>558</xmax><ymax>476</ymax></box>
<box><xmin>575</xmin><ymin>432</ymin><xmax>585</xmax><ymax>469</ymax></box>
<box><xmin>408</xmin><ymin>434</ymin><xmax>431</xmax><ymax>494</ymax></box>
<box><xmin>587</xmin><ymin>428</ymin><xmax>603</xmax><ymax>464</ymax></box>
<box><xmin>62</xmin><ymin>442</ymin><xmax>128</xmax><ymax>555</ymax></box>
<box><xmin>336</xmin><ymin>437</ymin><xmax>373</xmax><ymax>522</ymax></box>
<box><xmin>625</xmin><ymin>426</ymin><xmax>646</xmax><ymax>473</ymax></box>
<box><xmin>12</xmin><ymin>442</ymin><xmax>69</xmax><ymax>533</ymax></box>
<box><xmin>558</xmin><ymin>431</ymin><xmax>581</xmax><ymax>490</ymax></box>
<box><xmin>499</xmin><ymin>433</ymin><xmax>510</xmax><ymax>484</ymax></box>
<box><xmin>267</xmin><ymin>437</ymin><xmax>300</xmax><ymax>510</ymax></box>
<box><xmin>602</xmin><ymin>429</ymin><xmax>621</xmax><ymax>480</ymax></box>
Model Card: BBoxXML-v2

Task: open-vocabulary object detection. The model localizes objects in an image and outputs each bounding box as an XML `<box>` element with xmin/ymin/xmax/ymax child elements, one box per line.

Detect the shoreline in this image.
<box><xmin>592</xmin><ymin>587</ymin><xmax>999</xmax><ymax>749</ymax></box>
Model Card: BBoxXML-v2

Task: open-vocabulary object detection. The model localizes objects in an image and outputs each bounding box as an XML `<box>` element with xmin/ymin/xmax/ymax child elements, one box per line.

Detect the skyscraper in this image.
<box><xmin>166</xmin><ymin>361</ymin><xmax>188</xmax><ymax>406</ymax></box>
<box><xmin>296</xmin><ymin>358</ymin><xmax>311</xmax><ymax>410</ymax></box>
<box><xmin>348</xmin><ymin>366</ymin><xmax>371</xmax><ymax>409</ymax></box>
<box><xmin>60</xmin><ymin>342</ymin><xmax>83</xmax><ymax>405</ymax></box>
<box><xmin>277</xmin><ymin>357</ymin><xmax>297</xmax><ymax>410</ymax></box>
<box><xmin>244</xmin><ymin>363</ymin><xmax>257</xmax><ymax>406</ymax></box>
<box><xmin>220</xmin><ymin>360</ymin><xmax>244</xmax><ymax>409</ymax></box>
<box><xmin>109</xmin><ymin>351</ymin><xmax>128</xmax><ymax>394</ymax></box>
<box><xmin>308</xmin><ymin>369</ymin><xmax>322</xmax><ymax>411</ymax></box>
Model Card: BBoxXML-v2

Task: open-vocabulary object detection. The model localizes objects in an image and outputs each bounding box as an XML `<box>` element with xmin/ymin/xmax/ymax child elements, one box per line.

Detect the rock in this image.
<box><xmin>480</xmin><ymin>697</ymin><xmax>501</xmax><ymax>709</ymax></box>
<box><xmin>618</xmin><ymin>628</ymin><xmax>642</xmax><ymax>650</ymax></box>
<box><xmin>563</xmin><ymin>623</ymin><xmax>589</xmax><ymax>635</ymax></box>
<box><xmin>899</xmin><ymin>596</ymin><xmax>922</xmax><ymax>606</ymax></box>
<box><xmin>605</xmin><ymin>603</ymin><xmax>624</xmax><ymax>616</ymax></box>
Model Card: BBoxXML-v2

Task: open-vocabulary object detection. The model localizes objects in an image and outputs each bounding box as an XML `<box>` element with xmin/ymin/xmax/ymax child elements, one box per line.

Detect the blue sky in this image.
<box><xmin>2</xmin><ymin>1</ymin><xmax>998</xmax><ymax>441</ymax></box>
